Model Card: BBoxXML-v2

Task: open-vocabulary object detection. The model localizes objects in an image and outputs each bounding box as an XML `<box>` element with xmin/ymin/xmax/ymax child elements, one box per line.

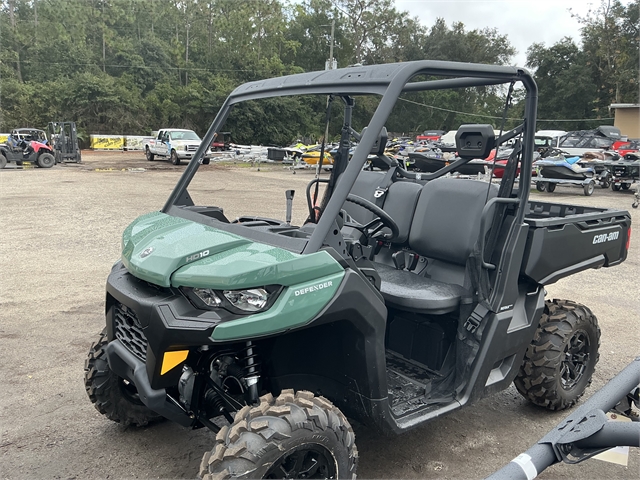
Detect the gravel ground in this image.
<box><xmin>1</xmin><ymin>151</ymin><xmax>638</xmax><ymax>479</ymax></box>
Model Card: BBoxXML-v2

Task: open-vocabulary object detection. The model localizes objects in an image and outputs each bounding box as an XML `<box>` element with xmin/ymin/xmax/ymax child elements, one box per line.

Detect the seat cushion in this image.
<box><xmin>376</xmin><ymin>263</ymin><xmax>466</xmax><ymax>314</ymax></box>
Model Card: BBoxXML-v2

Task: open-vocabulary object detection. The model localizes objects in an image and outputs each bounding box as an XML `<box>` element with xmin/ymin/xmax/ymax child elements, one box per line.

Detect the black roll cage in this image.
<box><xmin>162</xmin><ymin>60</ymin><xmax>538</xmax><ymax>254</ymax></box>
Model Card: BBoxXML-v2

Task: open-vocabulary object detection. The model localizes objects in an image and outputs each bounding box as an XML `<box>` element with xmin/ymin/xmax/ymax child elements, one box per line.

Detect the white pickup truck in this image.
<box><xmin>144</xmin><ymin>128</ymin><xmax>212</xmax><ymax>165</ymax></box>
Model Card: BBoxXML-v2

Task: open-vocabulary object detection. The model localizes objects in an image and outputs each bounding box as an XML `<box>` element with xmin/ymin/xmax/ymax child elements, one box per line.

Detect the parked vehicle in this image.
<box><xmin>212</xmin><ymin>131</ymin><xmax>232</xmax><ymax>151</ymax></box>
<box><xmin>144</xmin><ymin>128</ymin><xmax>212</xmax><ymax>165</ymax></box>
<box><xmin>48</xmin><ymin>121</ymin><xmax>82</xmax><ymax>164</ymax></box>
<box><xmin>84</xmin><ymin>61</ymin><xmax>632</xmax><ymax>479</ymax></box>
<box><xmin>0</xmin><ymin>128</ymin><xmax>55</xmax><ymax>168</ymax></box>
<box><xmin>613</xmin><ymin>139</ymin><xmax>640</xmax><ymax>157</ymax></box>
<box><xmin>607</xmin><ymin>157</ymin><xmax>640</xmax><ymax>191</ymax></box>
<box><xmin>534</xmin><ymin>130</ymin><xmax>566</xmax><ymax>157</ymax></box>
<box><xmin>557</xmin><ymin>126</ymin><xmax>622</xmax><ymax>157</ymax></box>
<box><xmin>416</xmin><ymin>130</ymin><xmax>445</xmax><ymax>142</ymax></box>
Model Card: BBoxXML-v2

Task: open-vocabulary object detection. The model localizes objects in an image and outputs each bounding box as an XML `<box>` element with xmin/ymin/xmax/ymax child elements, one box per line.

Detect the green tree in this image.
<box><xmin>574</xmin><ymin>0</ymin><xmax>639</xmax><ymax>114</ymax></box>
<box><xmin>526</xmin><ymin>39</ymin><xmax>599</xmax><ymax>130</ymax></box>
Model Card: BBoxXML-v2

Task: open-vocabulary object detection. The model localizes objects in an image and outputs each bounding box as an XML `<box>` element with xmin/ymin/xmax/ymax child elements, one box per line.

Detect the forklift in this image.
<box><xmin>47</xmin><ymin>122</ymin><xmax>82</xmax><ymax>163</ymax></box>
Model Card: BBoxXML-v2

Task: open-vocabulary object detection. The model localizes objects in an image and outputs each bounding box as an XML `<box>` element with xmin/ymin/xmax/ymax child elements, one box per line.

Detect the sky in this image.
<box><xmin>395</xmin><ymin>0</ymin><xmax>602</xmax><ymax>67</ymax></box>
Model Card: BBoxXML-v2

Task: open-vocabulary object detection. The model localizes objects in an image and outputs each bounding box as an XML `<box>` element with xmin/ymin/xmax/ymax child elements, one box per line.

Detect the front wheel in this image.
<box><xmin>37</xmin><ymin>152</ymin><xmax>55</xmax><ymax>168</ymax></box>
<box><xmin>514</xmin><ymin>299</ymin><xmax>600</xmax><ymax>411</ymax></box>
<box><xmin>171</xmin><ymin>150</ymin><xmax>181</xmax><ymax>165</ymax></box>
<box><xmin>0</xmin><ymin>153</ymin><xmax>6</xmax><ymax>169</ymax></box>
<box><xmin>200</xmin><ymin>390</ymin><xmax>358</xmax><ymax>479</ymax></box>
<box><xmin>84</xmin><ymin>329</ymin><xmax>163</xmax><ymax>426</ymax></box>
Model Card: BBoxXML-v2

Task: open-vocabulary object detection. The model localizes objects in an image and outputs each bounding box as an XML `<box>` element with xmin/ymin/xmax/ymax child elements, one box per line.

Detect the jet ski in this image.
<box><xmin>534</xmin><ymin>155</ymin><xmax>600</xmax><ymax>196</ymax></box>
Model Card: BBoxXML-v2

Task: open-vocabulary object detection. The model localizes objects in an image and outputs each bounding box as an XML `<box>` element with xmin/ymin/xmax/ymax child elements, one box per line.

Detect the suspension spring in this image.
<box><xmin>242</xmin><ymin>341</ymin><xmax>260</xmax><ymax>404</ymax></box>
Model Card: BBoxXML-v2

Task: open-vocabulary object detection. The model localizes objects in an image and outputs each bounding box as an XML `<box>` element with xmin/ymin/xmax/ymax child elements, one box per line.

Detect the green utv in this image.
<box><xmin>84</xmin><ymin>61</ymin><xmax>632</xmax><ymax>479</ymax></box>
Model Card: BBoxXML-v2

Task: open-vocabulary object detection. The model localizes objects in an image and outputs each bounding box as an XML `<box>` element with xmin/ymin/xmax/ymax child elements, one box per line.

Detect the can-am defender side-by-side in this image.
<box><xmin>84</xmin><ymin>61</ymin><xmax>632</xmax><ymax>479</ymax></box>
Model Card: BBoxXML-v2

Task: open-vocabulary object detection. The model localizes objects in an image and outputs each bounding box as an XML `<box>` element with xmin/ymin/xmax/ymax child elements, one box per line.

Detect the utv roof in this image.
<box><xmin>228</xmin><ymin>60</ymin><xmax>533</xmax><ymax>103</ymax></box>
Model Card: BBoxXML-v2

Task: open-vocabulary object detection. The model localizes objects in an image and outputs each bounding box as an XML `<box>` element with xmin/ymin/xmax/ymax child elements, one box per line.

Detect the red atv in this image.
<box><xmin>0</xmin><ymin>128</ymin><xmax>56</xmax><ymax>169</ymax></box>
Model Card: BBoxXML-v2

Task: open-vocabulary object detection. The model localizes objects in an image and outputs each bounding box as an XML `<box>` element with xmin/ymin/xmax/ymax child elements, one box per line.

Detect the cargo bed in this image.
<box><xmin>521</xmin><ymin>201</ymin><xmax>631</xmax><ymax>284</ymax></box>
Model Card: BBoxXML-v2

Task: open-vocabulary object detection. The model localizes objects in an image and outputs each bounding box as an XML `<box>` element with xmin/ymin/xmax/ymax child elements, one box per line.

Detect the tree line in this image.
<box><xmin>1</xmin><ymin>0</ymin><xmax>638</xmax><ymax>146</ymax></box>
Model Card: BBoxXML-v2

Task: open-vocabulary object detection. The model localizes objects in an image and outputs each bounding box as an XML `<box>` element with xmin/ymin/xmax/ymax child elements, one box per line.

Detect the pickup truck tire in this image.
<box><xmin>199</xmin><ymin>390</ymin><xmax>358</xmax><ymax>479</ymax></box>
<box><xmin>145</xmin><ymin>147</ymin><xmax>154</xmax><ymax>161</ymax></box>
<box><xmin>515</xmin><ymin>299</ymin><xmax>600</xmax><ymax>411</ymax></box>
<box><xmin>171</xmin><ymin>150</ymin><xmax>181</xmax><ymax>165</ymax></box>
<box><xmin>84</xmin><ymin>329</ymin><xmax>164</xmax><ymax>427</ymax></box>
<box><xmin>37</xmin><ymin>152</ymin><xmax>55</xmax><ymax>168</ymax></box>
<box><xmin>0</xmin><ymin>154</ymin><xmax>6</xmax><ymax>169</ymax></box>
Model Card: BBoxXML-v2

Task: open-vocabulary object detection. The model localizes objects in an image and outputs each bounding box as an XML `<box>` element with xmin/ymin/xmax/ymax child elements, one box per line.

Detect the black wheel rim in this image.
<box><xmin>264</xmin><ymin>444</ymin><xmax>337</xmax><ymax>479</ymax></box>
<box><xmin>560</xmin><ymin>330</ymin><xmax>590</xmax><ymax>390</ymax></box>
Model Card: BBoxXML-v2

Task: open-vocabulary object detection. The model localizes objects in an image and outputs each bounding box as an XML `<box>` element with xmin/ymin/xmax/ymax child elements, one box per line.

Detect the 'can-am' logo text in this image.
<box><xmin>294</xmin><ymin>281</ymin><xmax>333</xmax><ymax>296</ymax></box>
<box><xmin>592</xmin><ymin>232</ymin><xmax>619</xmax><ymax>244</ymax></box>
<box><xmin>186</xmin><ymin>250</ymin><xmax>210</xmax><ymax>262</ymax></box>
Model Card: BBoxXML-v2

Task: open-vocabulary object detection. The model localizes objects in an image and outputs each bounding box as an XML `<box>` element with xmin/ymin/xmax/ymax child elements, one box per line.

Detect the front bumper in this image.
<box><xmin>105</xmin><ymin>339</ymin><xmax>194</xmax><ymax>426</ymax></box>
<box><xmin>104</xmin><ymin>263</ymin><xmax>240</xmax><ymax>391</ymax></box>
<box><xmin>177</xmin><ymin>152</ymin><xmax>213</xmax><ymax>160</ymax></box>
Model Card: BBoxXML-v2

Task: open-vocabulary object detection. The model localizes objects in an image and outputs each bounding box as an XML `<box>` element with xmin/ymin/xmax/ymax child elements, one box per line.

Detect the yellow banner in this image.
<box><xmin>90</xmin><ymin>135</ymin><xmax>125</xmax><ymax>150</ymax></box>
<box><xmin>0</xmin><ymin>134</ymin><xmax>9</xmax><ymax>144</ymax></box>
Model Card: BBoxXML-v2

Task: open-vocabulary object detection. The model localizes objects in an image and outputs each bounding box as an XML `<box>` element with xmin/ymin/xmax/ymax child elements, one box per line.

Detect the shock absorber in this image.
<box><xmin>242</xmin><ymin>341</ymin><xmax>260</xmax><ymax>405</ymax></box>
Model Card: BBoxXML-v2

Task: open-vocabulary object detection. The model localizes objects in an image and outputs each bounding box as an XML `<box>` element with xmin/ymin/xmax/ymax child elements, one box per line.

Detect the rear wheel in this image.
<box><xmin>515</xmin><ymin>299</ymin><xmax>600</xmax><ymax>411</ymax></box>
<box><xmin>536</xmin><ymin>181</ymin><xmax>546</xmax><ymax>192</ymax></box>
<box><xmin>200</xmin><ymin>390</ymin><xmax>358</xmax><ymax>479</ymax></box>
<box><xmin>612</xmin><ymin>183</ymin><xmax>621</xmax><ymax>191</ymax></box>
<box><xmin>621</xmin><ymin>183</ymin><xmax>630</xmax><ymax>190</ymax></box>
<box><xmin>583</xmin><ymin>181</ymin><xmax>595</xmax><ymax>196</ymax></box>
<box><xmin>171</xmin><ymin>150</ymin><xmax>181</xmax><ymax>165</ymax></box>
<box><xmin>145</xmin><ymin>146</ymin><xmax>154</xmax><ymax>161</ymax></box>
<box><xmin>84</xmin><ymin>329</ymin><xmax>163</xmax><ymax>426</ymax></box>
<box><xmin>546</xmin><ymin>182</ymin><xmax>556</xmax><ymax>192</ymax></box>
<box><xmin>0</xmin><ymin>154</ymin><xmax>6</xmax><ymax>169</ymax></box>
<box><xmin>37</xmin><ymin>152</ymin><xmax>55</xmax><ymax>168</ymax></box>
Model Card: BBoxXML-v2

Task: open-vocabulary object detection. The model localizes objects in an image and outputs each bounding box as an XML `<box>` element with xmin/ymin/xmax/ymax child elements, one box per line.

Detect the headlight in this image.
<box><xmin>223</xmin><ymin>288</ymin><xmax>269</xmax><ymax>312</ymax></box>
<box><xmin>181</xmin><ymin>286</ymin><xmax>280</xmax><ymax>314</ymax></box>
<box><xmin>193</xmin><ymin>288</ymin><xmax>222</xmax><ymax>307</ymax></box>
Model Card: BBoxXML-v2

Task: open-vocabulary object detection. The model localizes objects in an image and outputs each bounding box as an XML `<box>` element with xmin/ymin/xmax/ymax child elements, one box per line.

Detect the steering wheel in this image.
<box><xmin>345</xmin><ymin>194</ymin><xmax>399</xmax><ymax>241</ymax></box>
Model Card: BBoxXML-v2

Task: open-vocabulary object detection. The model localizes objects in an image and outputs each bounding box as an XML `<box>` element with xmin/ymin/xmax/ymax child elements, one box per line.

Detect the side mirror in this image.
<box><xmin>360</xmin><ymin>126</ymin><xmax>388</xmax><ymax>155</ymax></box>
<box><xmin>455</xmin><ymin>124</ymin><xmax>496</xmax><ymax>159</ymax></box>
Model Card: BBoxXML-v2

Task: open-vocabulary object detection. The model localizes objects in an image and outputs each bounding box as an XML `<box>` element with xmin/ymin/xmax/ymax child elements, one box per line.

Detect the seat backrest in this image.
<box><xmin>344</xmin><ymin>172</ymin><xmax>422</xmax><ymax>244</ymax></box>
<box><xmin>379</xmin><ymin>181</ymin><xmax>422</xmax><ymax>244</ymax></box>
<box><xmin>409</xmin><ymin>178</ymin><xmax>499</xmax><ymax>266</ymax></box>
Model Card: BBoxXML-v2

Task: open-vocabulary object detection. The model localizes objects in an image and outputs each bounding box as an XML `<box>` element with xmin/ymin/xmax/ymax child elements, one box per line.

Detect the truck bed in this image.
<box><xmin>521</xmin><ymin>201</ymin><xmax>631</xmax><ymax>285</ymax></box>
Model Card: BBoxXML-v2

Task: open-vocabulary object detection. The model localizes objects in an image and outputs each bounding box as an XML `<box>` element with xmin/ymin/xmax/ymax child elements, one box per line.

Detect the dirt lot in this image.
<box><xmin>1</xmin><ymin>151</ymin><xmax>638</xmax><ymax>479</ymax></box>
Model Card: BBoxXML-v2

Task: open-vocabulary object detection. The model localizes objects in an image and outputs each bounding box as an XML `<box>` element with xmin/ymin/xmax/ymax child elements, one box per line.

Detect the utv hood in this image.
<box><xmin>121</xmin><ymin>211</ymin><xmax>343</xmax><ymax>288</ymax></box>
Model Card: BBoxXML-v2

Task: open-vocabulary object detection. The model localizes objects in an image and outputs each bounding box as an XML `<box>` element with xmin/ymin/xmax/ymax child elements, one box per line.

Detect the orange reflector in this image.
<box><xmin>160</xmin><ymin>350</ymin><xmax>189</xmax><ymax>375</ymax></box>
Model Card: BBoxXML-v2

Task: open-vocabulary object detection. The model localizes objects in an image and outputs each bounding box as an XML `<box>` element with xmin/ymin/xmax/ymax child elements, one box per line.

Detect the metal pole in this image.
<box><xmin>329</xmin><ymin>19</ymin><xmax>335</xmax><ymax>67</ymax></box>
